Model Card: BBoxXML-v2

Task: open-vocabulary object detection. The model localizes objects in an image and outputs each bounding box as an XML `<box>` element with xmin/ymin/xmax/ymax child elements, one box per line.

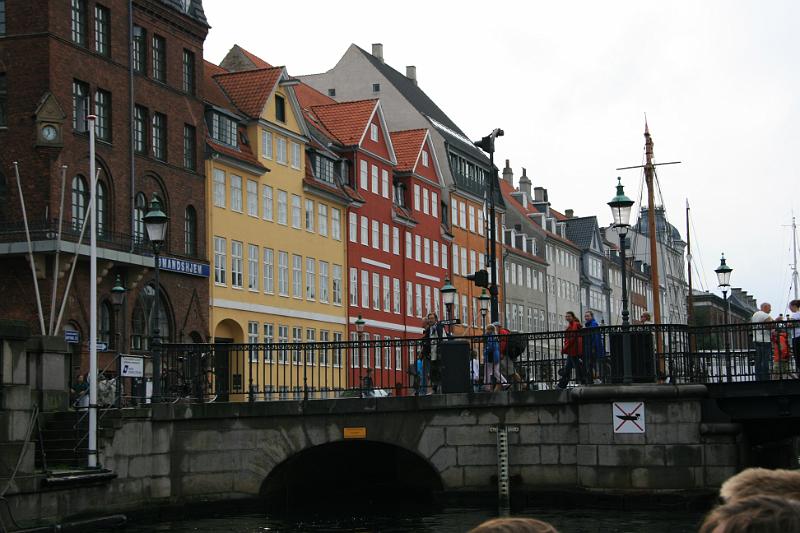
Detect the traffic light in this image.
<box><xmin>466</xmin><ymin>269</ymin><xmax>489</xmax><ymax>288</ymax></box>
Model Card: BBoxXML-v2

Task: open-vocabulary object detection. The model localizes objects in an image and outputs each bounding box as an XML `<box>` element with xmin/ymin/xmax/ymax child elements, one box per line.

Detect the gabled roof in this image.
<box><xmin>390</xmin><ymin>129</ymin><xmax>427</xmax><ymax>172</ymax></box>
<box><xmin>213</xmin><ymin>67</ymin><xmax>284</xmax><ymax>118</ymax></box>
<box><xmin>203</xmin><ymin>60</ymin><xmax>233</xmax><ymax>108</ymax></box>
<box><xmin>498</xmin><ymin>178</ymin><xmax>578</xmax><ymax>250</ymax></box>
<box><xmin>309</xmin><ymin>99</ymin><xmax>378</xmax><ymax>146</ymax></box>
<box><xmin>295</xmin><ymin>82</ymin><xmax>337</xmax><ymax>109</ymax></box>
<box><xmin>563</xmin><ymin>216</ymin><xmax>600</xmax><ymax>250</ymax></box>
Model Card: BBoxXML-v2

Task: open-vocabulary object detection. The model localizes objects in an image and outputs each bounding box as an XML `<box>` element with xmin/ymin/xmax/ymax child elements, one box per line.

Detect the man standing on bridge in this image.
<box><xmin>751</xmin><ymin>302</ymin><xmax>773</xmax><ymax>381</ymax></box>
<box><xmin>788</xmin><ymin>299</ymin><xmax>800</xmax><ymax>376</ymax></box>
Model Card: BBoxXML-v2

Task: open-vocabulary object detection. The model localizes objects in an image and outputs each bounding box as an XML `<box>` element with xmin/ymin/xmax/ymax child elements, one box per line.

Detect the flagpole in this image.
<box><xmin>88</xmin><ymin>114</ymin><xmax>98</xmax><ymax>469</ymax></box>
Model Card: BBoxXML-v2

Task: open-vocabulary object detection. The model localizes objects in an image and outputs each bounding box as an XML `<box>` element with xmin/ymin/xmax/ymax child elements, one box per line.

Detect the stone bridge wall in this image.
<box><xmin>6</xmin><ymin>385</ymin><xmax>744</xmax><ymax>524</ymax></box>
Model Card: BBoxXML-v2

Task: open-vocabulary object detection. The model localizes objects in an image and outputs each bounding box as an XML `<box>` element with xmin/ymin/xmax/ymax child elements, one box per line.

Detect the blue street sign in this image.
<box><xmin>157</xmin><ymin>256</ymin><xmax>210</xmax><ymax>277</ymax></box>
<box><xmin>65</xmin><ymin>330</ymin><xmax>80</xmax><ymax>344</ymax></box>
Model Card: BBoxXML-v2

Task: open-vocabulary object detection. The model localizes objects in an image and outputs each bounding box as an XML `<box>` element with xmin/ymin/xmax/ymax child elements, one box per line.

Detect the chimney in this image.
<box><xmin>502</xmin><ymin>159</ymin><xmax>514</xmax><ymax>184</ymax></box>
<box><xmin>372</xmin><ymin>43</ymin><xmax>384</xmax><ymax>63</ymax></box>
<box><xmin>533</xmin><ymin>186</ymin><xmax>548</xmax><ymax>203</ymax></box>
<box><xmin>406</xmin><ymin>65</ymin><xmax>417</xmax><ymax>85</ymax></box>
<box><xmin>518</xmin><ymin>167</ymin><xmax>532</xmax><ymax>198</ymax></box>
<box><xmin>565</xmin><ymin>209</ymin><xmax>574</xmax><ymax>218</ymax></box>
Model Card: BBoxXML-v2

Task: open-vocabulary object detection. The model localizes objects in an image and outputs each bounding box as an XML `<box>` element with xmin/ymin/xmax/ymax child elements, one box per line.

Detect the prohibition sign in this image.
<box><xmin>612</xmin><ymin>402</ymin><xmax>646</xmax><ymax>434</ymax></box>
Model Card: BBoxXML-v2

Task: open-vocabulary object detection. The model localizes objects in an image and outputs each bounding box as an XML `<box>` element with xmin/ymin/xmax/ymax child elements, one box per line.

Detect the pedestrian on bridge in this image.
<box><xmin>788</xmin><ymin>299</ymin><xmax>800</xmax><ymax>375</ymax></box>
<box><xmin>752</xmin><ymin>302</ymin><xmax>774</xmax><ymax>381</ymax></box>
<box><xmin>557</xmin><ymin>311</ymin><xmax>584</xmax><ymax>389</ymax></box>
<box><xmin>483</xmin><ymin>324</ymin><xmax>502</xmax><ymax>392</ymax></box>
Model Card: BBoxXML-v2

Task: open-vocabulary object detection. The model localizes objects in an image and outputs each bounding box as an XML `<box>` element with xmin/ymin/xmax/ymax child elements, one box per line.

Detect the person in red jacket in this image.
<box><xmin>557</xmin><ymin>311</ymin><xmax>584</xmax><ymax>389</ymax></box>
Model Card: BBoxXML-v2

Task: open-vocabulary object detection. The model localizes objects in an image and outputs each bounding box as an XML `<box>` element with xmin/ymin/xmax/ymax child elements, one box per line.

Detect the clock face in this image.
<box><xmin>42</xmin><ymin>125</ymin><xmax>58</xmax><ymax>142</ymax></box>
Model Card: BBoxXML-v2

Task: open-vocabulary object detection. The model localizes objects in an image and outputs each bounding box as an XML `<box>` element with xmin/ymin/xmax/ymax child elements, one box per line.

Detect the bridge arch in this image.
<box><xmin>259</xmin><ymin>439</ymin><xmax>444</xmax><ymax>510</ymax></box>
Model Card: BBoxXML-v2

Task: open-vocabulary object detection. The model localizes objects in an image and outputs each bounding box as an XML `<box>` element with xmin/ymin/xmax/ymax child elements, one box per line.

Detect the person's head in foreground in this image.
<box><xmin>699</xmin><ymin>494</ymin><xmax>800</xmax><ymax>533</ymax></box>
<box><xmin>468</xmin><ymin>517</ymin><xmax>559</xmax><ymax>533</ymax></box>
<box><xmin>719</xmin><ymin>468</ymin><xmax>800</xmax><ymax>503</ymax></box>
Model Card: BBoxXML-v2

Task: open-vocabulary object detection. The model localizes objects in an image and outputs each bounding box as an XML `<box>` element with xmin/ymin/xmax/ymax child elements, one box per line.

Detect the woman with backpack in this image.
<box><xmin>557</xmin><ymin>311</ymin><xmax>584</xmax><ymax>389</ymax></box>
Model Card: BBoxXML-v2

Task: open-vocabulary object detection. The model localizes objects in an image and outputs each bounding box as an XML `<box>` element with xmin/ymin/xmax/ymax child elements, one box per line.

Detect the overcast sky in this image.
<box><xmin>204</xmin><ymin>0</ymin><xmax>800</xmax><ymax>314</ymax></box>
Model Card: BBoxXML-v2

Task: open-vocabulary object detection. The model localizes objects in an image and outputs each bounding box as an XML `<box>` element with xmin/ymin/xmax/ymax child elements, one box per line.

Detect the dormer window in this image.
<box><xmin>211</xmin><ymin>112</ymin><xmax>237</xmax><ymax>147</ymax></box>
<box><xmin>275</xmin><ymin>94</ymin><xmax>286</xmax><ymax>122</ymax></box>
<box><xmin>315</xmin><ymin>155</ymin><xmax>335</xmax><ymax>184</ymax></box>
<box><xmin>393</xmin><ymin>181</ymin><xmax>406</xmax><ymax>207</ymax></box>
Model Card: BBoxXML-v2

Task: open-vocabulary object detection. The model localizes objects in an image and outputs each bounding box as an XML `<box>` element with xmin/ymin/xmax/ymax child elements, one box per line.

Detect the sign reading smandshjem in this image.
<box><xmin>343</xmin><ymin>427</ymin><xmax>367</xmax><ymax>439</ymax></box>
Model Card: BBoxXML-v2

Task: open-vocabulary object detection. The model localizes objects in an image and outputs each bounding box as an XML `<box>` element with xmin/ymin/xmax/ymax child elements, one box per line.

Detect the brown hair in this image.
<box><xmin>720</xmin><ymin>468</ymin><xmax>800</xmax><ymax>503</ymax></box>
<box><xmin>699</xmin><ymin>495</ymin><xmax>800</xmax><ymax>533</ymax></box>
<box><xmin>468</xmin><ymin>517</ymin><xmax>559</xmax><ymax>533</ymax></box>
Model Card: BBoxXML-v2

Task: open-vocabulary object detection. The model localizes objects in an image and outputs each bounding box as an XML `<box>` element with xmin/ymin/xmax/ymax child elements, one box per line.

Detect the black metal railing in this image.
<box><xmin>156</xmin><ymin>321</ymin><xmax>799</xmax><ymax>403</ymax></box>
<box><xmin>0</xmin><ymin>217</ymin><xmax>152</xmax><ymax>255</ymax></box>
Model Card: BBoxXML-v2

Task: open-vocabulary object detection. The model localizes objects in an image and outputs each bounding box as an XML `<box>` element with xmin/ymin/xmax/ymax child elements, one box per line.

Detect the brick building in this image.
<box><xmin>0</xmin><ymin>0</ymin><xmax>210</xmax><ymax>379</ymax></box>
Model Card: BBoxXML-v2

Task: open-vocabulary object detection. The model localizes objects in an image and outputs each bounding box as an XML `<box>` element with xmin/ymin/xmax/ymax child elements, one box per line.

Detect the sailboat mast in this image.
<box><xmin>792</xmin><ymin>215</ymin><xmax>799</xmax><ymax>301</ymax></box>
<box><xmin>644</xmin><ymin>122</ymin><xmax>662</xmax><ymax>325</ymax></box>
<box><xmin>686</xmin><ymin>200</ymin><xmax>693</xmax><ymax>325</ymax></box>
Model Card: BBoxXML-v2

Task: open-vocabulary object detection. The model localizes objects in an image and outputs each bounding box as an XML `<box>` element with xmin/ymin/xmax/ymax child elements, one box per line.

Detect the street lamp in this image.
<box><xmin>479</xmin><ymin>288</ymin><xmax>490</xmax><ymax>331</ymax></box>
<box><xmin>608</xmin><ymin>177</ymin><xmax>634</xmax><ymax>384</ymax></box>
<box><xmin>110</xmin><ymin>275</ymin><xmax>126</xmax><ymax>407</ymax></box>
<box><xmin>715</xmin><ymin>253</ymin><xmax>733</xmax><ymax>382</ymax></box>
<box><xmin>474</xmin><ymin>128</ymin><xmax>503</xmax><ymax>324</ymax></box>
<box><xmin>143</xmin><ymin>196</ymin><xmax>168</xmax><ymax>401</ymax></box>
<box><xmin>441</xmin><ymin>278</ymin><xmax>457</xmax><ymax>335</ymax></box>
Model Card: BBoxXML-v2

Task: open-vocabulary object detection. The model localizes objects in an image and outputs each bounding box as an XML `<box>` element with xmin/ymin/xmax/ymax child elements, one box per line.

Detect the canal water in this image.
<box><xmin>109</xmin><ymin>506</ymin><xmax>705</xmax><ymax>532</ymax></box>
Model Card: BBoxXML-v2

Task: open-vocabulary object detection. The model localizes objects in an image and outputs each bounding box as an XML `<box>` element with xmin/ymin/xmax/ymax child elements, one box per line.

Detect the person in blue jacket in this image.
<box><xmin>483</xmin><ymin>324</ymin><xmax>502</xmax><ymax>392</ymax></box>
<box><xmin>583</xmin><ymin>311</ymin><xmax>605</xmax><ymax>384</ymax></box>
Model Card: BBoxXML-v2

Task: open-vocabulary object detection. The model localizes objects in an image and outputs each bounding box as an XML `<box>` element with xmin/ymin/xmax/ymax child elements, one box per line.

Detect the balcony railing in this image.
<box><xmin>0</xmin><ymin>218</ymin><xmax>153</xmax><ymax>255</ymax></box>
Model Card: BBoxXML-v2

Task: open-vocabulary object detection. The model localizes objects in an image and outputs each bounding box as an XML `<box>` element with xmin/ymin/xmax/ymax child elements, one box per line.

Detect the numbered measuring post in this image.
<box><xmin>490</xmin><ymin>424</ymin><xmax>519</xmax><ymax>511</ymax></box>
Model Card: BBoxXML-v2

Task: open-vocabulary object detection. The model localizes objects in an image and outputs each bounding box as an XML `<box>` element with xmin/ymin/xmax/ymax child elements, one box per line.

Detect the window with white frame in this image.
<box><xmin>372</xmin><ymin>273</ymin><xmax>380</xmax><ymax>310</ymax></box>
<box><xmin>360</xmin><ymin>216</ymin><xmax>369</xmax><ymax>246</ymax></box>
<box><xmin>392</xmin><ymin>227</ymin><xmax>400</xmax><ymax>255</ymax></box>
<box><xmin>247</xmin><ymin>180</ymin><xmax>258</xmax><ymax>217</ymax></box>
<box><xmin>393</xmin><ymin>278</ymin><xmax>400</xmax><ymax>314</ymax></box>
<box><xmin>434</xmin><ymin>288</ymin><xmax>440</xmax><ymax>315</ymax></box>
<box><xmin>306</xmin><ymin>258</ymin><xmax>316</xmax><ymax>300</ymax></box>
<box><xmin>262</xmin><ymin>185</ymin><xmax>273</xmax><ymax>221</ymax></box>
<box><xmin>371</xmin><ymin>220</ymin><xmax>379</xmax><ymax>250</ymax></box>
<box><xmin>349</xmin><ymin>267</ymin><xmax>358</xmax><ymax>306</ymax></box>
<box><xmin>451</xmin><ymin>201</ymin><xmax>458</xmax><ymax>228</ymax></box>
<box><xmin>331</xmin><ymin>208</ymin><xmax>341</xmax><ymax>240</ymax></box>
<box><xmin>432</xmin><ymin>192</ymin><xmax>438</xmax><ymax>218</ymax></box>
<box><xmin>261</xmin><ymin>130</ymin><xmax>273</xmax><ymax>159</ymax></box>
<box><xmin>292</xmin><ymin>254</ymin><xmax>302</xmax><ymax>298</ymax></box>
<box><xmin>459</xmin><ymin>202</ymin><xmax>466</xmax><ymax>229</ymax></box>
<box><xmin>424</xmin><ymin>238</ymin><xmax>430</xmax><ymax>264</ymax></box>
<box><xmin>415</xmin><ymin>235</ymin><xmax>421</xmax><ymax>262</ymax></box>
<box><xmin>424</xmin><ymin>285</ymin><xmax>431</xmax><ymax>315</ymax></box>
<box><xmin>291</xmin><ymin>142</ymin><xmax>301</xmax><ymax>169</ymax></box>
<box><xmin>278</xmin><ymin>251</ymin><xmax>289</xmax><ymax>295</ymax></box>
<box><xmin>442</xmin><ymin>244</ymin><xmax>448</xmax><ymax>270</ymax></box>
<box><xmin>423</xmin><ymin>188</ymin><xmax>429</xmax><ymax>215</ymax></box>
<box><xmin>291</xmin><ymin>195</ymin><xmax>301</xmax><ymax>229</ymax></box>
<box><xmin>422</xmin><ymin>150</ymin><xmax>429</xmax><ymax>167</ymax></box>
<box><xmin>361</xmin><ymin>270</ymin><xmax>369</xmax><ymax>308</ymax></box>
<box><xmin>405</xmin><ymin>232</ymin><xmax>412</xmax><ymax>258</ymax></box>
<box><xmin>305</xmin><ymin>199</ymin><xmax>314</xmax><ymax>232</ymax></box>
<box><xmin>231</xmin><ymin>241</ymin><xmax>243</xmax><ymax>288</ymax></box>
<box><xmin>276</xmin><ymin>137</ymin><xmax>287</xmax><ymax>164</ymax></box>
<box><xmin>415</xmin><ymin>284</ymin><xmax>422</xmax><ymax>317</ymax></box>
<box><xmin>382</xmin><ymin>275</ymin><xmax>390</xmax><ymax>312</ymax></box>
<box><xmin>413</xmin><ymin>184</ymin><xmax>420</xmax><ymax>211</ymax></box>
<box><xmin>277</xmin><ymin>190</ymin><xmax>287</xmax><ymax>225</ymax></box>
<box><xmin>213</xmin><ymin>236</ymin><xmax>226</xmax><ymax>285</ymax></box>
<box><xmin>468</xmin><ymin>206</ymin><xmax>475</xmax><ymax>233</ymax></box>
<box><xmin>371</xmin><ymin>165</ymin><xmax>379</xmax><ymax>194</ymax></box>
<box><xmin>318</xmin><ymin>204</ymin><xmax>328</xmax><ymax>236</ymax></box>
<box><xmin>433</xmin><ymin>241</ymin><xmax>439</xmax><ymax>267</ymax></box>
<box><xmin>263</xmin><ymin>323</ymin><xmax>274</xmax><ymax>361</ymax></box>
<box><xmin>332</xmin><ymin>264</ymin><xmax>342</xmax><ymax>305</ymax></box>
<box><xmin>406</xmin><ymin>281</ymin><xmax>413</xmax><ymax>316</ymax></box>
<box><xmin>248</xmin><ymin>244</ymin><xmax>258</xmax><ymax>291</ymax></box>
<box><xmin>461</xmin><ymin>248</ymin><xmax>467</xmax><ymax>276</ymax></box>
<box><xmin>381</xmin><ymin>169</ymin><xmax>389</xmax><ymax>198</ymax></box>
<box><xmin>478</xmin><ymin>210</ymin><xmax>484</xmax><ymax>235</ymax></box>
<box><xmin>461</xmin><ymin>294</ymin><xmax>468</xmax><ymax>325</ymax></box>
<box><xmin>319</xmin><ymin>261</ymin><xmax>329</xmax><ymax>303</ymax></box>
<box><xmin>470</xmin><ymin>250</ymin><xmax>476</xmax><ymax>274</ymax></box>
<box><xmin>263</xmin><ymin>248</ymin><xmax>274</xmax><ymax>294</ymax></box>
<box><xmin>227</xmin><ymin>176</ymin><xmax>244</xmax><ymax>214</ymax></box>
<box><xmin>213</xmin><ymin>169</ymin><xmax>225</xmax><ymax>208</ymax></box>
<box><xmin>370</xmin><ymin>123</ymin><xmax>378</xmax><ymax>142</ymax></box>
<box><xmin>349</xmin><ymin>212</ymin><xmax>357</xmax><ymax>243</ymax></box>
<box><xmin>382</xmin><ymin>223</ymin><xmax>390</xmax><ymax>252</ymax></box>
<box><xmin>248</xmin><ymin>322</ymin><xmax>259</xmax><ymax>360</ymax></box>
<box><xmin>452</xmin><ymin>244</ymin><xmax>459</xmax><ymax>275</ymax></box>
<box><xmin>360</xmin><ymin>160</ymin><xmax>368</xmax><ymax>190</ymax></box>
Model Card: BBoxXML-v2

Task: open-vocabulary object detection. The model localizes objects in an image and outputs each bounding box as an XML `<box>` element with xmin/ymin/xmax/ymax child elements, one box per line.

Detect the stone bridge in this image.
<box><xmin>15</xmin><ymin>384</ymin><xmax>779</xmax><ymax>523</ymax></box>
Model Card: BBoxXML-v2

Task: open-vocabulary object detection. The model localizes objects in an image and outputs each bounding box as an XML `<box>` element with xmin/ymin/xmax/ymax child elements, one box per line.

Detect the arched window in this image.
<box><xmin>96</xmin><ymin>181</ymin><xmax>107</xmax><ymax>237</ymax></box>
<box><xmin>184</xmin><ymin>205</ymin><xmax>197</xmax><ymax>257</ymax></box>
<box><xmin>71</xmin><ymin>175</ymin><xmax>88</xmax><ymax>231</ymax></box>
<box><xmin>134</xmin><ymin>192</ymin><xmax>146</xmax><ymax>243</ymax></box>
<box><xmin>99</xmin><ymin>301</ymin><xmax>112</xmax><ymax>345</ymax></box>
<box><xmin>130</xmin><ymin>284</ymin><xmax>171</xmax><ymax>351</ymax></box>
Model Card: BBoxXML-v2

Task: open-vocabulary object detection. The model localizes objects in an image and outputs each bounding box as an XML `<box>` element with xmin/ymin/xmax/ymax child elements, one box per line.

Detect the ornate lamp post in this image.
<box><xmin>441</xmin><ymin>278</ymin><xmax>457</xmax><ymax>335</ymax></box>
<box><xmin>143</xmin><ymin>197</ymin><xmax>168</xmax><ymax>401</ymax></box>
<box><xmin>110</xmin><ymin>275</ymin><xmax>126</xmax><ymax>407</ymax></box>
<box><xmin>479</xmin><ymin>288</ymin><xmax>490</xmax><ymax>332</ymax></box>
<box><xmin>608</xmin><ymin>177</ymin><xmax>634</xmax><ymax>384</ymax></box>
<box><xmin>473</xmin><ymin>128</ymin><xmax>504</xmax><ymax>324</ymax></box>
<box><xmin>355</xmin><ymin>315</ymin><xmax>366</xmax><ymax>396</ymax></box>
<box><xmin>715</xmin><ymin>254</ymin><xmax>733</xmax><ymax>382</ymax></box>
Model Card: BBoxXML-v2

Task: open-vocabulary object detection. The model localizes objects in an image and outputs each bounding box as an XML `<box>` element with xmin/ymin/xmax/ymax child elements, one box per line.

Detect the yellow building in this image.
<box><xmin>204</xmin><ymin>60</ymin><xmax>350</xmax><ymax>400</ymax></box>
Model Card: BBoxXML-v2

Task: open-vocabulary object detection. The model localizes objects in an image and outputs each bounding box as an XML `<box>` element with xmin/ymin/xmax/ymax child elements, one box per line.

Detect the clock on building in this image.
<box><xmin>42</xmin><ymin>124</ymin><xmax>59</xmax><ymax>142</ymax></box>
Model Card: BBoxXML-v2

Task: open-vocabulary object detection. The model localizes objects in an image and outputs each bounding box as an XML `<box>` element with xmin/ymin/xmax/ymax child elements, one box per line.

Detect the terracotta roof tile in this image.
<box><xmin>203</xmin><ymin>60</ymin><xmax>233</xmax><ymax>108</ymax></box>
<box><xmin>498</xmin><ymin>178</ymin><xmax>579</xmax><ymax>249</ymax></box>
<box><xmin>309</xmin><ymin>99</ymin><xmax>378</xmax><ymax>146</ymax></box>
<box><xmin>206</xmin><ymin>134</ymin><xmax>266</xmax><ymax>172</ymax></box>
<box><xmin>295</xmin><ymin>82</ymin><xmax>337</xmax><ymax>109</ymax></box>
<box><xmin>390</xmin><ymin>129</ymin><xmax>427</xmax><ymax>172</ymax></box>
<box><xmin>213</xmin><ymin>67</ymin><xmax>283</xmax><ymax>118</ymax></box>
